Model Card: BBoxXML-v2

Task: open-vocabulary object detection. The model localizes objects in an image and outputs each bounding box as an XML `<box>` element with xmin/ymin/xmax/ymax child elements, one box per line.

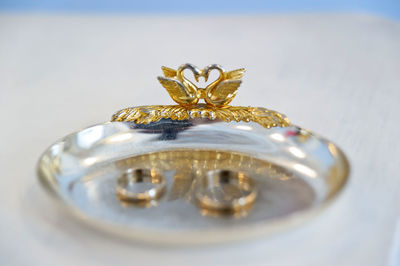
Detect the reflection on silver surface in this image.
<box><xmin>37</xmin><ymin>119</ymin><xmax>349</xmax><ymax>243</ymax></box>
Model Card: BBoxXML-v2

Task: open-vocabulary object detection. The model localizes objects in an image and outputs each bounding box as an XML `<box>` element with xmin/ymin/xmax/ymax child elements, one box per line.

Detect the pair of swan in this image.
<box><xmin>157</xmin><ymin>63</ymin><xmax>245</xmax><ymax>107</ymax></box>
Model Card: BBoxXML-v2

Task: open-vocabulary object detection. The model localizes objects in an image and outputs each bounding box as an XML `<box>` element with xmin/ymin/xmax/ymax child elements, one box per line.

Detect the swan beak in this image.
<box><xmin>194</xmin><ymin>74</ymin><xmax>200</xmax><ymax>82</ymax></box>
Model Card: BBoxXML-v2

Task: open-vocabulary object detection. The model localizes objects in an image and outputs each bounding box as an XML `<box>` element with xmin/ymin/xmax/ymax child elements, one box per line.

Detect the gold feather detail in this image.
<box><xmin>161</xmin><ymin>66</ymin><xmax>177</xmax><ymax>78</ymax></box>
<box><xmin>207</xmin><ymin>80</ymin><xmax>241</xmax><ymax>106</ymax></box>
<box><xmin>225</xmin><ymin>68</ymin><xmax>245</xmax><ymax>80</ymax></box>
<box><xmin>111</xmin><ymin>105</ymin><xmax>290</xmax><ymax>129</ymax></box>
<box><xmin>157</xmin><ymin>76</ymin><xmax>198</xmax><ymax>105</ymax></box>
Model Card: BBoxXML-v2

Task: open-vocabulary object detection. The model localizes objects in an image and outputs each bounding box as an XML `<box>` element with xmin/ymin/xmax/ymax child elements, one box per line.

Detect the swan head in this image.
<box><xmin>202</xmin><ymin>64</ymin><xmax>225</xmax><ymax>82</ymax></box>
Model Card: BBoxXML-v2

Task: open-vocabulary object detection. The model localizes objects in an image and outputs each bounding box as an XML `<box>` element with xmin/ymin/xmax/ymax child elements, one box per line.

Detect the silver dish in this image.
<box><xmin>37</xmin><ymin>118</ymin><xmax>349</xmax><ymax>244</ymax></box>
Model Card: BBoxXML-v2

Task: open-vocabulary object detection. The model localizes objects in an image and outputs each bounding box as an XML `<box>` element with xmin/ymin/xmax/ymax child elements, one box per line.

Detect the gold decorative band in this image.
<box><xmin>111</xmin><ymin>104</ymin><xmax>290</xmax><ymax>129</ymax></box>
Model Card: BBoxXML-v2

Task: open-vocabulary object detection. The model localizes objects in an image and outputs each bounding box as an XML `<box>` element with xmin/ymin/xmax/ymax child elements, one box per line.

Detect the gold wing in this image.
<box><xmin>157</xmin><ymin>76</ymin><xmax>198</xmax><ymax>105</ymax></box>
<box><xmin>207</xmin><ymin>80</ymin><xmax>241</xmax><ymax>106</ymax></box>
<box><xmin>161</xmin><ymin>66</ymin><xmax>177</xmax><ymax>78</ymax></box>
<box><xmin>225</xmin><ymin>68</ymin><xmax>245</xmax><ymax>80</ymax></box>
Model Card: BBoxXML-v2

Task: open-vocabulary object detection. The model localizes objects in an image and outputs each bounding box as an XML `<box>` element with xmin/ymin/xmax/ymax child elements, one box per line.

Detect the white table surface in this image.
<box><xmin>1</xmin><ymin>13</ymin><xmax>399</xmax><ymax>266</ymax></box>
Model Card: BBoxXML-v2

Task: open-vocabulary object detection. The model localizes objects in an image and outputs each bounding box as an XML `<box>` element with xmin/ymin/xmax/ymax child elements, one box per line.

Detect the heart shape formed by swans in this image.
<box><xmin>179</xmin><ymin>64</ymin><xmax>221</xmax><ymax>90</ymax></box>
<box><xmin>158</xmin><ymin>63</ymin><xmax>245</xmax><ymax>107</ymax></box>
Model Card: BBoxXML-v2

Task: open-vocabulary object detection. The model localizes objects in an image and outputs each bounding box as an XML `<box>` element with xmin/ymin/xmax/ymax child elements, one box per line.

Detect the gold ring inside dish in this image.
<box><xmin>116</xmin><ymin>168</ymin><xmax>166</xmax><ymax>202</ymax></box>
<box><xmin>195</xmin><ymin>169</ymin><xmax>257</xmax><ymax>212</ymax></box>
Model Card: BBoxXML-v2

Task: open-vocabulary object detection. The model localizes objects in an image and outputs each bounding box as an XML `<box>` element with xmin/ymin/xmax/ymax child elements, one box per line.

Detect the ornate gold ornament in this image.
<box><xmin>111</xmin><ymin>63</ymin><xmax>290</xmax><ymax>128</ymax></box>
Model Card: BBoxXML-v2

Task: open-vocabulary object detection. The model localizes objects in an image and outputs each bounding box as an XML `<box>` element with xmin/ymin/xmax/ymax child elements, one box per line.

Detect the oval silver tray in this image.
<box><xmin>37</xmin><ymin>119</ymin><xmax>349</xmax><ymax>244</ymax></box>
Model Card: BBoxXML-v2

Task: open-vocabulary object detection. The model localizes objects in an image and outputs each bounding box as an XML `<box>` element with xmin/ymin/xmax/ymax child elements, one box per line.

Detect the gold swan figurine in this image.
<box><xmin>202</xmin><ymin>64</ymin><xmax>245</xmax><ymax>107</ymax></box>
<box><xmin>157</xmin><ymin>63</ymin><xmax>202</xmax><ymax>106</ymax></box>
<box><xmin>112</xmin><ymin>63</ymin><xmax>290</xmax><ymax>128</ymax></box>
<box><xmin>157</xmin><ymin>63</ymin><xmax>245</xmax><ymax>107</ymax></box>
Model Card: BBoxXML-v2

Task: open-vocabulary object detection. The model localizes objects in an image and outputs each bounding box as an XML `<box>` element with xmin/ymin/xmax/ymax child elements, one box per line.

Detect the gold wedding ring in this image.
<box><xmin>116</xmin><ymin>168</ymin><xmax>166</xmax><ymax>202</ymax></box>
<box><xmin>195</xmin><ymin>169</ymin><xmax>257</xmax><ymax>212</ymax></box>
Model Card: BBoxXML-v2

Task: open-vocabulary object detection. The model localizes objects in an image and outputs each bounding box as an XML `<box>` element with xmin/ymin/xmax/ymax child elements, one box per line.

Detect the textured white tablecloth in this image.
<box><xmin>1</xmin><ymin>13</ymin><xmax>399</xmax><ymax>266</ymax></box>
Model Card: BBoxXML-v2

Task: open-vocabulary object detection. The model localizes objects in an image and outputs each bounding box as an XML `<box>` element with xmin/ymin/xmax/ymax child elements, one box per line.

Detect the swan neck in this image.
<box><xmin>207</xmin><ymin>68</ymin><xmax>224</xmax><ymax>92</ymax></box>
<box><xmin>177</xmin><ymin>65</ymin><xmax>197</xmax><ymax>93</ymax></box>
